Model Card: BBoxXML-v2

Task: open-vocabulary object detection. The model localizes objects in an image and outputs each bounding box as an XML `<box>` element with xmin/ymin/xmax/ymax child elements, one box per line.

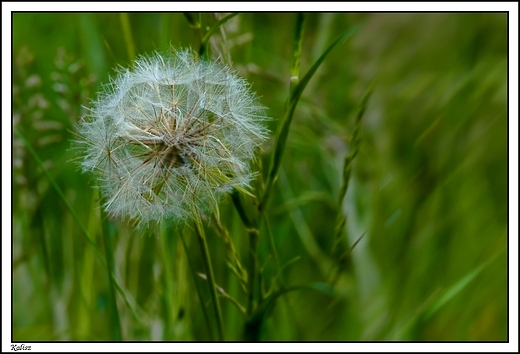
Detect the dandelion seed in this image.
<box><xmin>76</xmin><ymin>49</ymin><xmax>268</xmax><ymax>226</ymax></box>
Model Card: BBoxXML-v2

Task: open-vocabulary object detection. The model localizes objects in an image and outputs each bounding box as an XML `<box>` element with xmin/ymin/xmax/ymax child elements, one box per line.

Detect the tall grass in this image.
<box><xmin>12</xmin><ymin>12</ymin><xmax>508</xmax><ymax>341</ymax></box>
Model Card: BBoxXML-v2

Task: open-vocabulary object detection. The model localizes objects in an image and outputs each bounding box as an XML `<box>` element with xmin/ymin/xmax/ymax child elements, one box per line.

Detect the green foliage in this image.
<box><xmin>12</xmin><ymin>13</ymin><xmax>507</xmax><ymax>342</ymax></box>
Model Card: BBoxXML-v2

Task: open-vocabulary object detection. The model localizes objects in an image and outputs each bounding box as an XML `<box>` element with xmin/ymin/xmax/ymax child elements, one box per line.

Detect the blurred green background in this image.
<box><xmin>12</xmin><ymin>13</ymin><xmax>507</xmax><ymax>341</ymax></box>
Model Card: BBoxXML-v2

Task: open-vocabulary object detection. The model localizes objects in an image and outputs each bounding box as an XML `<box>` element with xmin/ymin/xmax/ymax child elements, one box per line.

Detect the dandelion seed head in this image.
<box><xmin>76</xmin><ymin>49</ymin><xmax>268</xmax><ymax>226</ymax></box>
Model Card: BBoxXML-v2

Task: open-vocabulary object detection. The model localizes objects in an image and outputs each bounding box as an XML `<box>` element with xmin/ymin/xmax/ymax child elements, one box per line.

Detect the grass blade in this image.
<box><xmin>16</xmin><ymin>128</ymin><xmax>100</xmax><ymax>257</ymax></box>
<box><xmin>160</xmin><ymin>14</ymin><xmax>172</xmax><ymax>52</ymax></box>
<box><xmin>289</xmin><ymin>13</ymin><xmax>305</xmax><ymax>92</ymax></box>
<box><xmin>211</xmin><ymin>214</ymin><xmax>248</xmax><ymax>293</ymax></box>
<box><xmin>15</xmin><ymin>128</ymin><xmax>145</xmax><ymax>326</ymax></box>
<box><xmin>396</xmin><ymin>256</ymin><xmax>497</xmax><ymax>340</ymax></box>
<box><xmin>290</xmin><ymin>26</ymin><xmax>358</xmax><ymax>105</ymax></box>
<box><xmin>424</xmin><ymin>262</ymin><xmax>489</xmax><ymax>319</ymax></box>
<box><xmin>179</xmin><ymin>230</ymin><xmax>215</xmax><ymax>340</ymax></box>
<box><xmin>199</xmin><ymin>13</ymin><xmax>239</xmax><ymax>59</ymax></box>
<box><xmin>120</xmin><ymin>13</ymin><xmax>136</xmax><ymax>62</ymax></box>
<box><xmin>192</xmin><ymin>208</ymin><xmax>224</xmax><ymax>340</ymax></box>
<box><xmin>259</xmin><ymin>26</ymin><xmax>358</xmax><ymax>213</ymax></box>
<box><xmin>183</xmin><ymin>13</ymin><xmax>202</xmax><ymax>53</ymax></box>
<box><xmin>99</xmin><ymin>195</ymin><xmax>122</xmax><ymax>340</ymax></box>
<box><xmin>183</xmin><ymin>12</ymin><xmax>201</xmax><ymax>29</ymax></box>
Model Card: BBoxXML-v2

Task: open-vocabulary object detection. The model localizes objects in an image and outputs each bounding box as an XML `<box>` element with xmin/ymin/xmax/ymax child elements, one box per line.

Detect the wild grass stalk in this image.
<box><xmin>12</xmin><ymin>12</ymin><xmax>507</xmax><ymax>342</ymax></box>
<box><xmin>193</xmin><ymin>214</ymin><xmax>225</xmax><ymax>340</ymax></box>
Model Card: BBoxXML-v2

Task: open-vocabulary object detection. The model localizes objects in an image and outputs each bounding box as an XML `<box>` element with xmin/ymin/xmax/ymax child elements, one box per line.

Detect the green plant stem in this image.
<box><xmin>178</xmin><ymin>231</ymin><xmax>214</xmax><ymax>340</ymax></box>
<box><xmin>120</xmin><ymin>13</ymin><xmax>136</xmax><ymax>62</ymax></box>
<box><xmin>246</xmin><ymin>229</ymin><xmax>259</xmax><ymax>316</ymax></box>
<box><xmin>194</xmin><ymin>220</ymin><xmax>225</xmax><ymax>341</ymax></box>
<box><xmin>99</xmin><ymin>197</ymin><xmax>122</xmax><ymax>341</ymax></box>
<box><xmin>160</xmin><ymin>14</ymin><xmax>172</xmax><ymax>52</ymax></box>
<box><xmin>159</xmin><ymin>225</ymin><xmax>175</xmax><ymax>339</ymax></box>
<box><xmin>259</xmin><ymin>26</ymin><xmax>357</xmax><ymax>214</ymax></box>
<box><xmin>183</xmin><ymin>13</ymin><xmax>203</xmax><ymax>55</ymax></box>
<box><xmin>230</xmin><ymin>191</ymin><xmax>260</xmax><ymax>316</ymax></box>
<box><xmin>199</xmin><ymin>13</ymin><xmax>239</xmax><ymax>59</ymax></box>
<box><xmin>289</xmin><ymin>13</ymin><xmax>305</xmax><ymax>93</ymax></box>
<box><xmin>331</xmin><ymin>87</ymin><xmax>372</xmax><ymax>283</ymax></box>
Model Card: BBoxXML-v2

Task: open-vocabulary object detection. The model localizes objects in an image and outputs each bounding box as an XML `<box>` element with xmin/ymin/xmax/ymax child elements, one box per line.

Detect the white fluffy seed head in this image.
<box><xmin>76</xmin><ymin>49</ymin><xmax>268</xmax><ymax>226</ymax></box>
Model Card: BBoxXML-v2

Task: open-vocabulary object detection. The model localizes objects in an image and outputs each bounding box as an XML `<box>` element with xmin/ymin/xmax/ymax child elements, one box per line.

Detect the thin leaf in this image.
<box><xmin>120</xmin><ymin>13</ymin><xmax>136</xmax><ymax>62</ymax></box>
<box><xmin>290</xmin><ymin>26</ymin><xmax>359</xmax><ymax>105</ymax></box>
<box><xmin>99</xmin><ymin>194</ymin><xmax>122</xmax><ymax>340</ymax></box>
<box><xmin>160</xmin><ymin>14</ymin><xmax>172</xmax><ymax>52</ymax></box>
<box><xmin>159</xmin><ymin>224</ymin><xmax>176</xmax><ymax>339</ymax></box>
<box><xmin>199</xmin><ymin>13</ymin><xmax>239</xmax><ymax>59</ymax></box>
<box><xmin>15</xmin><ymin>128</ymin><xmax>146</xmax><ymax>325</ymax></box>
<box><xmin>198</xmin><ymin>273</ymin><xmax>247</xmax><ymax>315</ymax></box>
<box><xmin>212</xmin><ymin>214</ymin><xmax>248</xmax><ymax>293</ymax></box>
<box><xmin>289</xmin><ymin>13</ymin><xmax>305</xmax><ymax>92</ymax></box>
<box><xmin>183</xmin><ymin>12</ymin><xmax>201</xmax><ymax>29</ymax></box>
<box><xmin>78</xmin><ymin>14</ymin><xmax>107</xmax><ymax>81</ymax></box>
<box><xmin>259</xmin><ymin>26</ymin><xmax>358</xmax><ymax>213</ymax></box>
<box><xmin>270</xmin><ymin>190</ymin><xmax>335</xmax><ymax>215</ymax></box>
<box><xmin>396</xmin><ymin>257</ymin><xmax>495</xmax><ymax>340</ymax></box>
<box><xmin>231</xmin><ymin>189</ymin><xmax>254</xmax><ymax>229</ymax></box>
<box><xmin>16</xmin><ymin>129</ymin><xmax>100</xmax><ymax>259</ymax></box>
<box><xmin>179</xmin><ymin>231</ymin><xmax>214</xmax><ymax>340</ymax></box>
<box><xmin>193</xmin><ymin>212</ymin><xmax>225</xmax><ymax>340</ymax></box>
<box><xmin>424</xmin><ymin>262</ymin><xmax>489</xmax><ymax>319</ymax></box>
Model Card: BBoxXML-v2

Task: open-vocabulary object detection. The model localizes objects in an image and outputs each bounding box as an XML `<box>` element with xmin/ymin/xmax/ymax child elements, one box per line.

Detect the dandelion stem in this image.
<box><xmin>194</xmin><ymin>217</ymin><xmax>225</xmax><ymax>341</ymax></box>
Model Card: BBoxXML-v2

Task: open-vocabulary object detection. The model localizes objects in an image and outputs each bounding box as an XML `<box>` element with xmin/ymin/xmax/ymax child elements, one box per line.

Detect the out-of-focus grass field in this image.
<box><xmin>12</xmin><ymin>13</ymin><xmax>507</xmax><ymax>341</ymax></box>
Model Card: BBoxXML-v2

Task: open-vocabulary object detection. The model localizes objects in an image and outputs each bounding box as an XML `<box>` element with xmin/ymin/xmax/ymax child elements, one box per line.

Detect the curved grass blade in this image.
<box><xmin>423</xmin><ymin>261</ymin><xmax>491</xmax><ymax>319</ymax></box>
<box><xmin>183</xmin><ymin>12</ymin><xmax>201</xmax><ymax>29</ymax></box>
<box><xmin>197</xmin><ymin>273</ymin><xmax>247</xmax><ymax>315</ymax></box>
<box><xmin>395</xmin><ymin>255</ymin><xmax>498</xmax><ymax>340</ymax></box>
<box><xmin>199</xmin><ymin>13</ymin><xmax>239</xmax><ymax>59</ymax></box>
<box><xmin>183</xmin><ymin>13</ymin><xmax>202</xmax><ymax>53</ymax></box>
<box><xmin>16</xmin><ymin>129</ymin><xmax>101</xmax><ymax>259</ymax></box>
<box><xmin>15</xmin><ymin>128</ymin><xmax>145</xmax><ymax>325</ymax></box>
<box><xmin>259</xmin><ymin>25</ymin><xmax>359</xmax><ymax>213</ymax></box>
